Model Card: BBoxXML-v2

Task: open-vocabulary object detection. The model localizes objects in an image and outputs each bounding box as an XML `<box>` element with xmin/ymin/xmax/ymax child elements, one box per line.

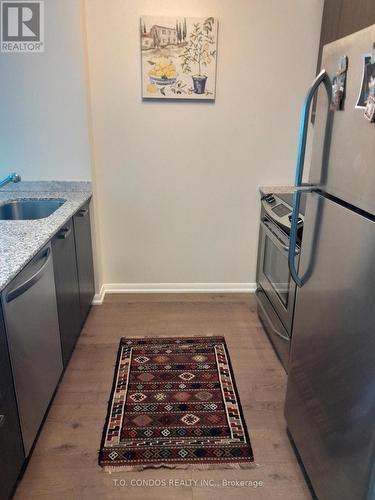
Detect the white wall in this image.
<box><xmin>0</xmin><ymin>0</ymin><xmax>91</xmax><ymax>180</ymax></box>
<box><xmin>83</xmin><ymin>0</ymin><xmax>323</xmax><ymax>291</ymax></box>
<box><xmin>0</xmin><ymin>0</ymin><xmax>103</xmax><ymax>293</ymax></box>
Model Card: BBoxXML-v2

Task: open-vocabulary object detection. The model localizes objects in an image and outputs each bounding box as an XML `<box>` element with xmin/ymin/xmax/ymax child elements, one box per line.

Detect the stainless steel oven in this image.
<box><xmin>256</xmin><ymin>193</ymin><xmax>304</xmax><ymax>370</ymax></box>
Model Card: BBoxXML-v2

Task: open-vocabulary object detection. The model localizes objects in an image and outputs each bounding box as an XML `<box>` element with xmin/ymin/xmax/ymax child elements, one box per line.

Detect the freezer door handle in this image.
<box><xmin>289</xmin><ymin>190</ymin><xmax>305</xmax><ymax>287</ymax></box>
<box><xmin>289</xmin><ymin>70</ymin><xmax>332</xmax><ymax>288</ymax></box>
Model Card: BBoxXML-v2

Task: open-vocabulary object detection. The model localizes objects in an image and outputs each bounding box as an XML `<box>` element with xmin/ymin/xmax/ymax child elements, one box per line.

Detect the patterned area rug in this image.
<box><xmin>99</xmin><ymin>336</ymin><xmax>254</xmax><ymax>471</ymax></box>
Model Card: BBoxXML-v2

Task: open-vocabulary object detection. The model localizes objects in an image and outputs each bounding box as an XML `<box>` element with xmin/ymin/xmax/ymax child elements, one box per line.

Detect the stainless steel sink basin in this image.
<box><xmin>0</xmin><ymin>199</ymin><xmax>65</xmax><ymax>220</ymax></box>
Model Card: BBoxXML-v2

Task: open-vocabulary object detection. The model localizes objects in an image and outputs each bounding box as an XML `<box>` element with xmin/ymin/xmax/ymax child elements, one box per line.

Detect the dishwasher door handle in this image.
<box><xmin>6</xmin><ymin>247</ymin><xmax>51</xmax><ymax>303</ymax></box>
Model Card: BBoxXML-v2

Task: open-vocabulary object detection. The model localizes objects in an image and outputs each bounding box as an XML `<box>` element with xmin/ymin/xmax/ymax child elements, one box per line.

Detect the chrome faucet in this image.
<box><xmin>0</xmin><ymin>172</ymin><xmax>21</xmax><ymax>189</ymax></box>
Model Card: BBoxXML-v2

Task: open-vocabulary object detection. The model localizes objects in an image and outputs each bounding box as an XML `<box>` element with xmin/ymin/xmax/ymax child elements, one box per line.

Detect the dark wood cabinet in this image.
<box><xmin>313</xmin><ymin>0</ymin><xmax>375</xmax><ymax>120</ymax></box>
<box><xmin>52</xmin><ymin>201</ymin><xmax>95</xmax><ymax>363</ymax></box>
<box><xmin>52</xmin><ymin>218</ymin><xmax>82</xmax><ymax>367</ymax></box>
<box><xmin>73</xmin><ymin>201</ymin><xmax>95</xmax><ymax>325</ymax></box>
<box><xmin>0</xmin><ymin>309</ymin><xmax>25</xmax><ymax>500</ymax></box>
<box><xmin>317</xmin><ymin>0</ymin><xmax>375</xmax><ymax>72</ymax></box>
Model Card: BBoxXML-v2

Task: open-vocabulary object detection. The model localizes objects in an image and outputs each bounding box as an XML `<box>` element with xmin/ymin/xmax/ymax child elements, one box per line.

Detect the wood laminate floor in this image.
<box><xmin>14</xmin><ymin>293</ymin><xmax>311</xmax><ymax>500</ymax></box>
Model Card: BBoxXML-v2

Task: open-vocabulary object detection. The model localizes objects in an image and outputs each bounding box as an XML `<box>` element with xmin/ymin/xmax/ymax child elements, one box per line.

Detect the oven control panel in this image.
<box><xmin>261</xmin><ymin>193</ymin><xmax>304</xmax><ymax>233</ymax></box>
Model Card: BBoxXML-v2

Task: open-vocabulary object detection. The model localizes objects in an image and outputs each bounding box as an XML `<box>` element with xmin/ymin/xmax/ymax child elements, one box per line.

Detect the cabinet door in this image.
<box><xmin>0</xmin><ymin>308</ymin><xmax>25</xmax><ymax>500</ymax></box>
<box><xmin>314</xmin><ymin>0</ymin><xmax>375</xmax><ymax>121</ymax></box>
<box><xmin>52</xmin><ymin>219</ymin><xmax>82</xmax><ymax>367</ymax></box>
<box><xmin>73</xmin><ymin>201</ymin><xmax>95</xmax><ymax>324</ymax></box>
<box><xmin>317</xmin><ymin>0</ymin><xmax>375</xmax><ymax>72</ymax></box>
<box><xmin>337</xmin><ymin>0</ymin><xmax>375</xmax><ymax>39</ymax></box>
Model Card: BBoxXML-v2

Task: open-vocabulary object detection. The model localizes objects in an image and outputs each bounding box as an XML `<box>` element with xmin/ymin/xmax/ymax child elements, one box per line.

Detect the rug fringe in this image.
<box><xmin>119</xmin><ymin>334</ymin><xmax>220</xmax><ymax>339</ymax></box>
<box><xmin>102</xmin><ymin>462</ymin><xmax>258</xmax><ymax>473</ymax></box>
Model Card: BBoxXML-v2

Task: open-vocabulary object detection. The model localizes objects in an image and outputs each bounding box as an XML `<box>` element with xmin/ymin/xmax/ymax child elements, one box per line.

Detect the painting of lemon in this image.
<box><xmin>148</xmin><ymin>57</ymin><xmax>177</xmax><ymax>86</ymax></box>
<box><xmin>146</xmin><ymin>83</ymin><xmax>158</xmax><ymax>93</ymax></box>
<box><xmin>141</xmin><ymin>16</ymin><xmax>218</xmax><ymax>99</ymax></box>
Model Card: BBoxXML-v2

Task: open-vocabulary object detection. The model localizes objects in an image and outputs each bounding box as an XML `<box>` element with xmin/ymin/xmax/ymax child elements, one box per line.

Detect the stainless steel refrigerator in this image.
<box><xmin>285</xmin><ymin>25</ymin><xmax>375</xmax><ymax>500</ymax></box>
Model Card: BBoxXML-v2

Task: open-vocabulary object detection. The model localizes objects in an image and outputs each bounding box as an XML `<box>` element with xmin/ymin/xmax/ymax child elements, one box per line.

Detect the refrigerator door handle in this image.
<box><xmin>289</xmin><ymin>70</ymin><xmax>332</xmax><ymax>288</ymax></box>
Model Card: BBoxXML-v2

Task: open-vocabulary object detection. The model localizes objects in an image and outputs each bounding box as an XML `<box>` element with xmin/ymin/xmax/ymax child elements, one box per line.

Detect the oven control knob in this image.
<box><xmin>265</xmin><ymin>195</ymin><xmax>275</xmax><ymax>204</ymax></box>
<box><xmin>288</xmin><ymin>214</ymin><xmax>303</xmax><ymax>225</ymax></box>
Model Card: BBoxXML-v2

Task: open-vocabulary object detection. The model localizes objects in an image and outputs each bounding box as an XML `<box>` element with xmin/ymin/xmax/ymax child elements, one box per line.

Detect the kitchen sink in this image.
<box><xmin>0</xmin><ymin>199</ymin><xmax>65</xmax><ymax>220</ymax></box>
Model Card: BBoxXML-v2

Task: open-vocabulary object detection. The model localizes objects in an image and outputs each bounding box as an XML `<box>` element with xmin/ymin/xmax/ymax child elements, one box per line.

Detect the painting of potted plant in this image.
<box><xmin>141</xmin><ymin>16</ymin><xmax>218</xmax><ymax>100</ymax></box>
<box><xmin>180</xmin><ymin>18</ymin><xmax>217</xmax><ymax>95</ymax></box>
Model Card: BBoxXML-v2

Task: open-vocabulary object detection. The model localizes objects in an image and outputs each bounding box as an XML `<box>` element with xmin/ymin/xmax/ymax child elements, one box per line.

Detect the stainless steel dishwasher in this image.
<box><xmin>1</xmin><ymin>243</ymin><xmax>63</xmax><ymax>456</ymax></box>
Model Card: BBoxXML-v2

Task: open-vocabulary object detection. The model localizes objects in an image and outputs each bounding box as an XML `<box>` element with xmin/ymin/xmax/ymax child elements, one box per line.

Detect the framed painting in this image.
<box><xmin>141</xmin><ymin>16</ymin><xmax>218</xmax><ymax>100</ymax></box>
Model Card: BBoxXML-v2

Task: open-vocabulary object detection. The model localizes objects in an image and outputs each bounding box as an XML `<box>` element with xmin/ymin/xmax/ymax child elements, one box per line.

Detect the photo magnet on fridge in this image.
<box><xmin>364</xmin><ymin>94</ymin><xmax>375</xmax><ymax>122</ymax></box>
<box><xmin>364</xmin><ymin>62</ymin><xmax>375</xmax><ymax>119</ymax></box>
<box><xmin>331</xmin><ymin>55</ymin><xmax>348</xmax><ymax>111</ymax></box>
<box><xmin>356</xmin><ymin>54</ymin><xmax>374</xmax><ymax>108</ymax></box>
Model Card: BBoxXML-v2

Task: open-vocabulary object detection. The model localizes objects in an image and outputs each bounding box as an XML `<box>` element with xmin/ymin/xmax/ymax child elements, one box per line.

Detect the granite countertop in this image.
<box><xmin>0</xmin><ymin>181</ymin><xmax>92</xmax><ymax>293</ymax></box>
<box><xmin>259</xmin><ymin>185</ymin><xmax>294</xmax><ymax>196</ymax></box>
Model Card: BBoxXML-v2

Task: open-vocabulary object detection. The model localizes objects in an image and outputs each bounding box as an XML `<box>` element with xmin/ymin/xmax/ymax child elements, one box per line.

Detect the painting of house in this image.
<box><xmin>140</xmin><ymin>16</ymin><xmax>218</xmax><ymax>100</ymax></box>
<box><xmin>141</xmin><ymin>34</ymin><xmax>154</xmax><ymax>50</ymax></box>
<box><xmin>150</xmin><ymin>25</ymin><xmax>178</xmax><ymax>47</ymax></box>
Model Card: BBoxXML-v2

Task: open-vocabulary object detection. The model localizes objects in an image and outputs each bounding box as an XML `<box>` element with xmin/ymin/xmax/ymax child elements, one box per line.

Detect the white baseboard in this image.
<box><xmin>92</xmin><ymin>283</ymin><xmax>256</xmax><ymax>305</ymax></box>
<box><xmin>92</xmin><ymin>285</ymin><xmax>106</xmax><ymax>305</ymax></box>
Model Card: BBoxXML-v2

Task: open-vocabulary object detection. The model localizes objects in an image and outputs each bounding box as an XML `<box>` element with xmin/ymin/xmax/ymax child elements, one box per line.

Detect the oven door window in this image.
<box><xmin>263</xmin><ymin>235</ymin><xmax>290</xmax><ymax>308</ymax></box>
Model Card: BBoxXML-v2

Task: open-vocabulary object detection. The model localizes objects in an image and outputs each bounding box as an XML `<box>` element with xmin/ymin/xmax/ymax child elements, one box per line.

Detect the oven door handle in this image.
<box><xmin>261</xmin><ymin>219</ymin><xmax>299</xmax><ymax>255</ymax></box>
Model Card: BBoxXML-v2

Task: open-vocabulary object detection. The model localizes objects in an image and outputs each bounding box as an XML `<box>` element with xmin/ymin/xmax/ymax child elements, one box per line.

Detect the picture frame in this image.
<box><xmin>356</xmin><ymin>54</ymin><xmax>374</xmax><ymax>109</ymax></box>
<box><xmin>364</xmin><ymin>94</ymin><xmax>375</xmax><ymax>122</ymax></box>
<box><xmin>140</xmin><ymin>16</ymin><xmax>218</xmax><ymax>100</ymax></box>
